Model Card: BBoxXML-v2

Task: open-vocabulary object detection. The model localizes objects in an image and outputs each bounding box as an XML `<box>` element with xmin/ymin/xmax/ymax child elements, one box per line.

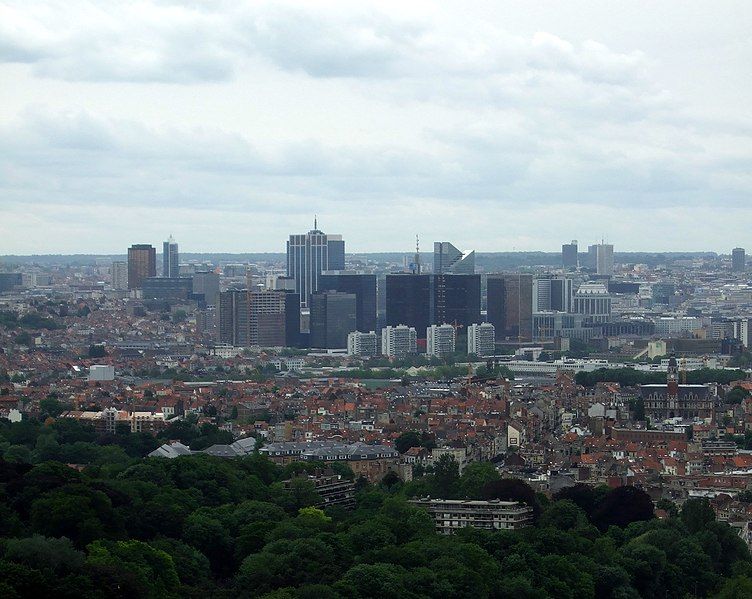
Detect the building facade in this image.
<box><xmin>286</xmin><ymin>222</ymin><xmax>345</xmax><ymax>306</ymax></box>
<box><xmin>127</xmin><ymin>244</ymin><xmax>156</xmax><ymax>290</ymax></box>
<box><xmin>318</xmin><ymin>272</ymin><xmax>377</xmax><ymax>333</ymax></box>
<box><xmin>434</xmin><ymin>242</ymin><xmax>475</xmax><ymax>274</ymax></box>
<box><xmin>163</xmin><ymin>235</ymin><xmax>179</xmax><ymax>278</ymax></box>
<box><xmin>487</xmin><ymin>274</ymin><xmax>533</xmax><ymax>342</ymax></box>
<box><xmin>309</xmin><ymin>291</ymin><xmax>357</xmax><ymax>349</ymax></box>
<box><xmin>381</xmin><ymin>325</ymin><xmax>417</xmax><ymax>358</ymax></box>
<box><xmin>410</xmin><ymin>498</ymin><xmax>533</xmax><ymax>534</ymax></box>
<box><xmin>219</xmin><ymin>289</ymin><xmax>300</xmax><ymax>347</ymax></box>
<box><xmin>468</xmin><ymin>322</ymin><xmax>495</xmax><ymax>356</ymax></box>
<box><xmin>562</xmin><ymin>240</ymin><xmax>578</xmax><ymax>269</ymax></box>
<box><xmin>111</xmin><ymin>261</ymin><xmax>128</xmax><ymax>291</ymax></box>
<box><xmin>426</xmin><ymin>324</ymin><xmax>456</xmax><ymax>357</ymax></box>
<box><xmin>347</xmin><ymin>331</ymin><xmax>378</xmax><ymax>357</ymax></box>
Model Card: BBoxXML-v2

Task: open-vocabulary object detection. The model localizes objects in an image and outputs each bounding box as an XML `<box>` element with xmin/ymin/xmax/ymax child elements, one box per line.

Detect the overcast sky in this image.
<box><xmin>1</xmin><ymin>1</ymin><xmax>751</xmax><ymax>254</ymax></box>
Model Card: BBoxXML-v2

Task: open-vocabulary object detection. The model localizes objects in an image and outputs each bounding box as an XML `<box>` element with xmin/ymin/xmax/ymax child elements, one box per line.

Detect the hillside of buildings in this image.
<box><xmin>0</xmin><ymin>421</ymin><xmax>750</xmax><ymax>598</ymax></box>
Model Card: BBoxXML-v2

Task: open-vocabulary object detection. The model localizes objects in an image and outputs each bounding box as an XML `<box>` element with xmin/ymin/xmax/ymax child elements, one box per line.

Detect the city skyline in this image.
<box><xmin>1</xmin><ymin>1</ymin><xmax>751</xmax><ymax>254</ymax></box>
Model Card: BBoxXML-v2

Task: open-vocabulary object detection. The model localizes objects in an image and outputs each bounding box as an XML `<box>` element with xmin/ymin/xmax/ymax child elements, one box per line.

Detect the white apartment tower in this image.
<box><xmin>348</xmin><ymin>331</ymin><xmax>378</xmax><ymax>357</ymax></box>
<box><xmin>381</xmin><ymin>325</ymin><xmax>417</xmax><ymax>358</ymax></box>
<box><xmin>468</xmin><ymin>323</ymin><xmax>495</xmax><ymax>357</ymax></box>
<box><xmin>426</xmin><ymin>324</ymin><xmax>456</xmax><ymax>357</ymax></box>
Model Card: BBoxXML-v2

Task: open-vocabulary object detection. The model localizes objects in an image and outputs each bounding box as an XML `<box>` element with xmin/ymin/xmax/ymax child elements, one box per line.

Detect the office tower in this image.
<box><xmin>111</xmin><ymin>261</ymin><xmax>128</xmax><ymax>290</ymax></box>
<box><xmin>381</xmin><ymin>325</ymin><xmax>417</xmax><ymax>358</ymax></box>
<box><xmin>587</xmin><ymin>243</ymin><xmax>614</xmax><ymax>276</ymax></box>
<box><xmin>434</xmin><ymin>242</ymin><xmax>475</xmax><ymax>274</ymax></box>
<box><xmin>347</xmin><ymin>331</ymin><xmax>378</xmax><ymax>357</ymax></box>
<box><xmin>426</xmin><ymin>324</ymin><xmax>456</xmax><ymax>357</ymax></box>
<box><xmin>732</xmin><ymin>248</ymin><xmax>746</xmax><ymax>272</ymax></box>
<box><xmin>192</xmin><ymin>271</ymin><xmax>220</xmax><ymax>306</ymax></box>
<box><xmin>573</xmin><ymin>282</ymin><xmax>611</xmax><ymax>324</ymax></box>
<box><xmin>196</xmin><ymin>307</ymin><xmax>217</xmax><ymax>340</ymax></box>
<box><xmin>562</xmin><ymin>241</ymin><xmax>578</xmax><ymax>269</ymax></box>
<box><xmin>286</xmin><ymin>220</ymin><xmax>345</xmax><ymax>306</ymax></box>
<box><xmin>142</xmin><ymin>277</ymin><xmax>193</xmax><ymax>302</ymax></box>
<box><xmin>0</xmin><ymin>273</ymin><xmax>22</xmax><ymax>293</ymax></box>
<box><xmin>219</xmin><ymin>290</ymin><xmax>300</xmax><ymax>347</ymax></box>
<box><xmin>309</xmin><ymin>291</ymin><xmax>357</xmax><ymax>349</ymax></box>
<box><xmin>319</xmin><ymin>272</ymin><xmax>377</xmax><ymax>333</ymax></box>
<box><xmin>652</xmin><ymin>282</ymin><xmax>676</xmax><ymax>306</ymax></box>
<box><xmin>385</xmin><ymin>274</ymin><xmax>481</xmax><ymax>339</ymax></box>
<box><xmin>127</xmin><ymin>244</ymin><xmax>156</xmax><ymax>290</ymax></box>
<box><xmin>533</xmin><ymin>276</ymin><xmax>573</xmax><ymax>312</ymax></box>
<box><xmin>487</xmin><ymin>274</ymin><xmax>533</xmax><ymax>342</ymax></box>
<box><xmin>163</xmin><ymin>235</ymin><xmax>179</xmax><ymax>278</ymax></box>
<box><xmin>467</xmin><ymin>323</ymin><xmax>495</xmax><ymax>357</ymax></box>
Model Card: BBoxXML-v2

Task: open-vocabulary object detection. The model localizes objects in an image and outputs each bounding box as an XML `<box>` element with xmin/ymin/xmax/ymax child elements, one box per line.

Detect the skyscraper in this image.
<box><xmin>385</xmin><ymin>274</ymin><xmax>481</xmax><ymax>339</ymax></box>
<box><xmin>127</xmin><ymin>244</ymin><xmax>156</xmax><ymax>290</ymax></box>
<box><xmin>318</xmin><ymin>272</ymin><xmax>377</xmax><ymax>333</ymax></box>
<box><xmin>732</xmin><ymin>248</ymin><xmax>746</xmax><ymax>272</ymax></box>
<box><xmin>286</xmin><ymin>220</ymin><xmax>345</xmax><ymax>306</ymax></box>
<box><xmin>562</xmin><ymin>240</ymin><xmax>578</xmax><ymax>269</ymax></box>
<box><xmin>585</xmin><ymin>243</ymin><xmax>615</xmax><ymax>276</ymax></box>
<box><xmin>434</xmin><ymin>242</ymin><xmax>475</xmax><ymax>274</ymax></box>
<box><xmin>533</xmin><ymin>276</ymin><xmax>573</xmax><ymax>312</ymax></box>
<box><xmin>163</xmin><ymin>235</ymin><xmax>179</xmax><ymax>278</ymax></box>
<box><xmin>111</xmin><ymin>261</ymin><xmax>128</xmax><ymax>290</ymax></box>
<box><xmin>309</xmin><ymin>291</ymin><xmax>357</xmax><ymax>349</ymax></box>
<box><xmin>487</xmin><ymin>274</ymin><xmax>533</xmax><ymax>342</ymax></box>
<box><xmin>219</xmin><ymin>289</ymin><xmax>300</xmax><ymax>347</ymax></box>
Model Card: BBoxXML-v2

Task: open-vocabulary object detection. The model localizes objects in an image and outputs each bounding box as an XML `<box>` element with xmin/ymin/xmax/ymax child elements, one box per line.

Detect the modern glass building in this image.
<box><xmin>127</xmin><ymin>244</ymin><xmax>156</xmax><ymax>290</ymax></box>
<box><xmin>163</xmin><ymin>235</ymin><xmax>179</xmax><ymax>278</ymax></box>
<box><xmin>309</xmin><ymin>291</ymin><xmax>357</xmax><ymax>349</ymax></box>
<box><xmin>286</xmin><ymin>222</ymin><xmax>345</xmax><ymax>307</ymax></box>
<box><xmin>319</xmin><ymin>272</ymin><xmax>377</xmax><ymax>333</ymax></box>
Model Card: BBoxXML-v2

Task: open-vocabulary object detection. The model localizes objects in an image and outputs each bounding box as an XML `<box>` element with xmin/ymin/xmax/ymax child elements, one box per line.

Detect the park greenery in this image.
<box><xmin>0</xmin><ymin>416</ymin><xmax>751</xmax><ymax>597</ymax></box>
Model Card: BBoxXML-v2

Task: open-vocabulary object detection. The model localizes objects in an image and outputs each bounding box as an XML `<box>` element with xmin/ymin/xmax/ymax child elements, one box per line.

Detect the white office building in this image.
<box><xmin>427</xmin><ymin>324</ymin><xmax>456</xmax><ymax>357</ymax></box>
<box><xmin>112</xmin><ymin>261</ymin><xmax>128</xmax><ymax>291</ymax></box>
<box><xmin>381</xmin><ymin>325</ymin><xmax>417</xmax><ymax>358</ymax></box>
<box><xmin>573</xmin><ymin>282</ymin><xmax>611</xmax><ymax>324</ymax></box>
<box><xmin>468</xmin><ymin>323</ymin><xmax>495</xmax><ymax>357</ymax></box>
<box><xmin>348</xmin><ymin>331</ymin><xmax>378</xmax><ymax>357</ymax></box>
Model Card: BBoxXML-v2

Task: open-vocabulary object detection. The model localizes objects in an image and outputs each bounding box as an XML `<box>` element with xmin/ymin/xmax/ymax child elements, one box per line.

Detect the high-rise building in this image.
<box><xmin>487</xmin><ymin>274</ymin><xmax>533</xmax><ymax>342</ymax></box>
<box><xmin>309</xmin><ymin>291</ymin><xmax>357</xmax><ymax>349</ymax></box>
<box><xmin>286</xmin><ymin>220</ymin><xmax>345</xmax><ymax>307</ymax></box>
<box><xmin>219</xmin><ymin>289</ymin><xmax>300</xmax><ymax>347</ymax></box>
<box><xmin>732</xmin><ymin>248</ymin><xmax>746</xmax><ymax>272</ymax></box>
<box><xmin>127</xmin><ymin>244</ymin><xmax>156</xmax><ymax>290</ymax></box>
<box><xmin>381</xmin><ymin>325</ymin><xmax>417</xmax><ymax>358</ymax></box>
<box><xmin>467</xmin><ymin>323</ymin><xmax>495</xmax><ymax>357</ymax></box>
<box><xmin>192</xmin><ymin>271</ymin><xmax>220</xmax><ymax>307</ymax></box>
<box><xmin>385</xmin><ymin>274</ymin><xmax>481</xmax><ymax>339</ymax></box>
<box><xmin>562</xmin><ymin>241</ymin><xmax>578</xmax><ymax>269</ymax></box>
<box><xmin>163</xmin><ymin>235</ymin><xmax>179</xmax><ymax>278</ymax></box>
<box><xmin>587</xmin><ymin>243</ymin><xmax>614</xmax><ymax>276</ymax></box>
<box><xmin>111</xmin><ymin>261</ymin><xmax>128</xmax><ymax>290</ymax></box>
<box><xmin>142</xmin><ymin>277</ymin><xmax>193</xmax><ymax>302</ymax></box>
<box><xmin>319</xmin><ymin>272</ymin><xmax>377</xmax><ymax>333</ymax></box>
<box><xmin>426</xmin><ymin>324</ymin><xmax>456</xmax><ymax>357</ymax></box>
<box><xmin>533</xmin><ymin>276</ymin><xmax>573</xmax><ymax>312</ymax></box>
<box><xmin>573</xmin><ymin>282</ymin><xmax>611</xmax><ymax>324</ymax></box>
<box><xmin>434</xmin><ymin>242</ymin><xmax>475</xmax><ymax>274</ymax></box>
<box><xmin>347</xmin><ymin>331</ymin><xmax>378</xmax><ymax>357</ymax></box>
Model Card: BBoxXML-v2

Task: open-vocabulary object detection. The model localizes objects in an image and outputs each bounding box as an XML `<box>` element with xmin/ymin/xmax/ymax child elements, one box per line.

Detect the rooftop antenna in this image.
<box><xmin>414</xmin><ymin>235</ymin><xmax>421</xmax><ymax>274</ymax></box>
<box><xmin>314</xmin><ymin>215</ymin><xmax>318</xmax><ymax>230</ymax></box>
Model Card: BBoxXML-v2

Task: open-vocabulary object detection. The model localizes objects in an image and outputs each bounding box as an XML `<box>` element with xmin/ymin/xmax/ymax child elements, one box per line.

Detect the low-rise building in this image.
<box><xmin>410</xmin><ymin>498</ymin><xmax>533</xmax><ymax>534</ymax></box>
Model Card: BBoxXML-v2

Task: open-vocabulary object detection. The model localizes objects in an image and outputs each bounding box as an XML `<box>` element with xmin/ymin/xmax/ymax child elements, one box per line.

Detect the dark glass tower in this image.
<box><xmin>318</xmin><ymin>273</ymin><xmax>377</xmax><ymax>332</ymax></box>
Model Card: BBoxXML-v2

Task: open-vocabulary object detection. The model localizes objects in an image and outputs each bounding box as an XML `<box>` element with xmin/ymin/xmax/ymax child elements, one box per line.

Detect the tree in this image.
<box><xmin>726</xmin><ymin>387</ymin><xmax>750</xmax><ymax>405</ymax></box>
<box><xmin>88</xmin><ymin>345</ymin><xmax>107</xmax><ymax>359</ymax></box>
<box><xmin>539</xmin><ymin>499</ymin><xmax>588</xmax><ymax>531</ymax></box>
<box><xmin>433</xmin><ymin>454</ymin><xmax>460</xmax><ymax>498</ymax></box>
<box><xmin>394</xmin><ymin>431</ymin><xmax>421</xmax><ymax>454</ymax></box>
<box><xmin>458</xmin><ymin>462</ymin><xmax>500</xmax><ymax>499</ymax></box>
<box><xmin>591</xmin><ymin>486</ymin><xmax>654</xmax><ymax>531</ymax></box>
<box><xmin>681</xmin><ymin>497</ymin><xmax>716</xmax><ymax>534</ymax></box>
